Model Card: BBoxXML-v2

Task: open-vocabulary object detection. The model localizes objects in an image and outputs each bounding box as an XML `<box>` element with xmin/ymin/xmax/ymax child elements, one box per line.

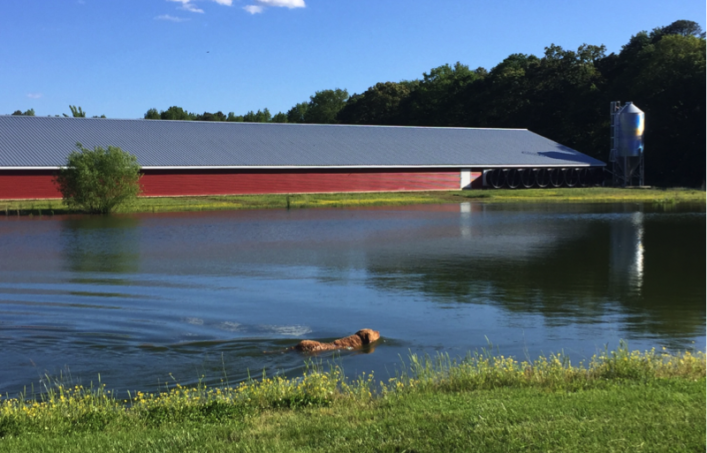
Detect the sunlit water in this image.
<box><xmin>1</xmin><ymin>202</ymin><xmax>704</xmax><ymax>396</ymax></box>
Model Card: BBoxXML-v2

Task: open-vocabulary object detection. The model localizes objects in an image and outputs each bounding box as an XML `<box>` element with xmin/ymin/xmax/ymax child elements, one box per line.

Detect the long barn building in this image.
<box><xmin>0</xmin><ymin>116</ymin><xmax>605</xmax><ymax>199</ymax></box>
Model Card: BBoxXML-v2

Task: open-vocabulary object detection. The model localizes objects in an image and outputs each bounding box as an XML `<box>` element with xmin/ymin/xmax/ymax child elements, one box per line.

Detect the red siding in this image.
<box><xmin>0</xmin><ymin>170</ymin><xmax>59</xmax><ymax>199</ymax></box>
<box><xmin>141</xmin><ymin>169</ymin><xmax>462</xmax><ymax>196</ymax></box>
<box><xmin>0</xmin><ymin>168</ymin><xmax>479</xmax><ymax>199</ymax></box>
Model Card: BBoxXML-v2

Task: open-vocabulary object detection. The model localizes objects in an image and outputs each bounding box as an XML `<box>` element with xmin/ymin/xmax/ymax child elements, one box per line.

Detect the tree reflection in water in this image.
<box><xmin>61</xmin><ymin>216</ymin><xmax>140</xmax><ymax>276</ymax></box>
<box><xmin>365</xmin><ymin>203</ymin><xmax>705</xmax><ymax>341</ymax></box>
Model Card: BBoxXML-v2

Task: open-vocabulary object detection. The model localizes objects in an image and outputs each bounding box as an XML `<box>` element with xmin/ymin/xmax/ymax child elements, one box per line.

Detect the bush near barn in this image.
<box><xmin>54</xmin><ymin>143</ymin><xmax>142</xmax><ymax>214</ymax></box>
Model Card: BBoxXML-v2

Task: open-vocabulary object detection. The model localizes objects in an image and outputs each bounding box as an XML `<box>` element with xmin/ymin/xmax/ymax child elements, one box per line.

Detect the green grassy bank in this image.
<box><xmin>1</xmin><ymin>345</ymin><xmax>704</xmax><ymax>452</ymax></box>
<box><xmin>0</xmin><ymin>187</ymin><xmax>704</xmax><ymax>216</ymax></box>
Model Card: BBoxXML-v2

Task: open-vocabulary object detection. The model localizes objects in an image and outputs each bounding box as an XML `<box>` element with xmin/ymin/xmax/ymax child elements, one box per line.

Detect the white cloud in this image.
<box><xmin>167</xmin><ymin>0</ymin><xmax>204</xmax><ymax>13</ymax></box>
<box><xmin>243</xmin><ymin>0</ymin><xmax>304</xmax><ymax>14</ymax></box>
<box><xmin>164</xmin><ymin>0</ymin><xmax>297</xmax><ymax>16</ymax></box>
<box><xmin>183</xmin><ymin>4</ymin><xmax>204</xmax><ymax>12</ymax></box>
<box><xmin>27</xmin><ymin>93</ymin><xmax>43</xmax><ymax>99</ymax></box>
<box><xmin>243</xmin><ymin>5</ymin><xmax>263</xmax><ymax>14</ymax></box>
<box><xmin>155</xmin><ymin>14</ymin><xmax>189</xmax><ymax>22</ymax></box>
<box><xmin>165</xmin><ymin>0</ymin><xmax>234</xmax><ymax>14</ymax></box>
<box><xmin>256</xmin><ymin>0</ymin><xmax>304</xmax><ymax>8</ymax></box>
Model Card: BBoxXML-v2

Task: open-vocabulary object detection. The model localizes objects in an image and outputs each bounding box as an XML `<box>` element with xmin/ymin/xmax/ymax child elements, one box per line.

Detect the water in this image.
<box><xmin>1</xmin><ymin>202</ymin><xmax>704</xmax><ymax>395</ymax></box>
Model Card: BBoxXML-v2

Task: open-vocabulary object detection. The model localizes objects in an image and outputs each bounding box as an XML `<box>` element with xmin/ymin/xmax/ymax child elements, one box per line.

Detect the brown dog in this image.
<box><xmin>294</xmin><ymin>329</ymin><xmax>380</xmax><ymax>352</ymax></box>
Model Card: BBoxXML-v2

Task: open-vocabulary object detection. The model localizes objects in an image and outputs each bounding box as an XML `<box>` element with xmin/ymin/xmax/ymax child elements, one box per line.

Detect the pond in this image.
<box><xmin>0</xmin><ymin>202</ymin><xmax>704</xmax><ymax>395</ymax></box>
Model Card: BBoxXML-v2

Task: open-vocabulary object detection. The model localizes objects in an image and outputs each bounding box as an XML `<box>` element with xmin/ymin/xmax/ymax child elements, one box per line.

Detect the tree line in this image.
<box><xmin>141</xmin><ymin>87</ymin><xmax>349</xmax><ymax>125</ymax></box>
<box><xmin>10</xmin><ymin>20</ymin><xmax>704</xmax><ymax>186</ymax></box>
<box><xmin>11</xmin><ymin>105</ymin><xmax>106</xmax><ymax>118</ymax></box>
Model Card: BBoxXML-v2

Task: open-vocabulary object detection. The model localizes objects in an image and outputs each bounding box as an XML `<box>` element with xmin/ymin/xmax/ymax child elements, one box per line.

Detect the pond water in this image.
<box><xmin>0</xmin><ymin>202</ymin><xmax>704</xmax><ymax>396</ymax></box>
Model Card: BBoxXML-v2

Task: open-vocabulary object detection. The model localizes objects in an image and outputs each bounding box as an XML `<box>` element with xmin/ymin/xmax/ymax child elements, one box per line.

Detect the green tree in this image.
<box><xmin>63</xmin><ymin>105</ymin><xmax>86</xmax><ymax>118</ymax></box>
<box><xmin>255</xmin><ymin>108</ymin><xmax>272</xmax><ymax>123</ymax></box>
<box><xmin>651</xmin><ymin>20</ymin><xmax>703</xmax><ymax>40</ymax></box>
<box><xmin>618</xmin><ymin>34</ymin><xmax>706</xmax><ymax>186</ymax></box>
<box><xmin>54</xmin><ymin>143</ymin><xmax>142</xmax><ymax>214</ymax></box>
<box><xmin>241</xmin><ymin>108</ymin><xmax>272</xmax><ymax>122</ymax></box>
<box><xmin>286</xmin><ymin>102</ymin><xmax>309</xmax><ymax>123</ymax></box>
<box><xmin>337</xmin><ymin>82</ymin><xmax>414</xmax><ymax>125</ymax></box>
<box><xmin>227</xmin><ymin>112</ymin><xmax>244</xmax><ymax>122</ymax></box>
<box><xmin>524</xmin><ymin>44</ymin><xmax>607</xmax><ymax>154</ymax></box>
<box><xmin>241</xmin><ymin>108</ymin><xmax>272</xmax><ymax>123</ymax></box>
<box><xmin>303</xmin><ymin>89</ymin><xmax>349</xmax><ymax>124</ymax></box>
<box><xmin>195</xmin><ymin>111</ymin><xmax>227</xmax><ymax>121</ymax></box>
<box><xmin>467</xmin><ymin>53</ymin><xmax>539</xmax><ymax>128</ymax></box>
<box><xmin>400</xmin><ymin>62</ymin><xmax>481</xmax><ymax>126</ymax></box>
<box><xmin>271</xmin><ymin>112</ymin><xmax>288</xmax><ymax>123</ymax></box>
<box><xmin>160</xmin><ymin>106</ymin><xmax>196</xmax><ymax>121</ymax></box>
<box><xmin>11</xmin><ymin>109</ymin><xmax>35</xmax><ymax>116</ymax></box>
<box><xmin>144</xmin><ymin>108</ymin><xmax>160</xmax><ymax>120</ymax></box>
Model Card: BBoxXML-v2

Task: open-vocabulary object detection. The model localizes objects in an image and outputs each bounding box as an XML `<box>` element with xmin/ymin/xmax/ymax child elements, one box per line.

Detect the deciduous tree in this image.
<box><xmin>271</xmin><ymin>112</ymin><xmax>288</xmax><ymax>123</ymax></box>
<box><xmin>11</xmin><ymin>109</ymin><xmax>35</xmax><ymax>116</ymax></box>
<box><xmin>144</xmin><ymin>108</ymin><xmax>160</xmax><ymax>120</ymax></box>
<box><xmin>303</xmin><ymin>89</ymin><xmax>349</xmax><ymax>124</ymax></box>
<box><xmin>286</xmin><ymin>102</ymin><xmax>309</xmax><ymax>123</ymax></box>
<box><xmin>160</xmin><ymin>106</ymin><xmax>196</xmax><ymax>121</ymax></box>
<box><xmin>195</xmin><ymin>111</ymin><xmax>227</xmax><ymax>121</ymax></box>
<box><xmin>243</xmin><ymin>108</ymin><xmax>272</xmax><ymax>123</ymax></box>
<box><xmin>337</xmin><ymin>82</ymin><xmax>414</xmax><ymax>125</ymax></box>
<box><xmin>54</xmin><ymin>143</ymin><xmax>142</xmax><ymax>214</ymax></box>
<box><xmin>64</xmin><ymin>105</ymin><xmax>86</xmax><ymax>118</ymax></box>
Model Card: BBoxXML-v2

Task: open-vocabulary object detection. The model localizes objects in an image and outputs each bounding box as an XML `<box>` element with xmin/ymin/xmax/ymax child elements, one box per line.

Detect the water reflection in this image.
<box><xmin>61</xmin><ymin>216</ymin><xmax>140</xmax><ymax>275</ymax></box>
<box><xmin>459</xmin><ymin>202</ymin><xmax>473</xmax><ymax>238</ymax></box>
<box><xmin>0</xmin><ymin>203</ymin><xmax>704</xmax><ymax>396</ymax></box>
<box><xmin>366</xmin><ymin>204</ymin><xmax>705</xmax><ymax>339</ymax></box>
<box><xmin>610</xmin><ymin>211</ymin><xmax>645</xmax><ymax>295</ymax></box>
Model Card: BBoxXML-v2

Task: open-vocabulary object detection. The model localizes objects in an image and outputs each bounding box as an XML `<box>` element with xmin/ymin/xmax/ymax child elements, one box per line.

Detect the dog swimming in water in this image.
<box><xmin>263</xmin><ymin>329</ymin><xmax>381</xmax><ymax>354</ymax></box>
<box><xmin>293</xmin><ymin>329</ymin><xmax>381</xmax><ymax>352</ymax></box>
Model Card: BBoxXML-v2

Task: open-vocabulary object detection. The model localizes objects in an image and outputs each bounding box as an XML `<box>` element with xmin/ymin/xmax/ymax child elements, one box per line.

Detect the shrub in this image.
<box><xmin>54</xmin><ymin>143</ymin><xmax>142</xmax><ymax>214</ymax></box>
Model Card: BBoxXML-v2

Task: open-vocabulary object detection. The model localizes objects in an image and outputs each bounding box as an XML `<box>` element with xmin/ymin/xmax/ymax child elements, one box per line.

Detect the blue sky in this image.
<box><xmin>1</xmin><ymin>0</ymin><xmax>704</xmax><ymax>119</ymax></box>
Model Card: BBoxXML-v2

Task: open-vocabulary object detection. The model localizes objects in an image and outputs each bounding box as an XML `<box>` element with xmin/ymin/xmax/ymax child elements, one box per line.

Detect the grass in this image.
<box><xmin>455</xmin><ymin>186</ymin><xmax>706</xmax><ymax>204</ymax></box>
<box><xmin>0</xmin><ymin>187</ymin><xmax>704</xmax><ymax>216</ymax></box>
<box><xmin>1</xmin><ymin>344</ymin><xmax>704</xmax><ymax>452</ymax></box>
<box><xmin>0</xmin><ymin>192</ymin><xmax>447</xmax><ymax>216</ymax></box>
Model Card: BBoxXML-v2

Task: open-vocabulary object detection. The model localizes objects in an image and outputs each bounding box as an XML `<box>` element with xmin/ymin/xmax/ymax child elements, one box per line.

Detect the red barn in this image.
<box><xmin>0</xmin><ymin>116</ymin><xmax>605</xmax><ymax>199</ymax></box>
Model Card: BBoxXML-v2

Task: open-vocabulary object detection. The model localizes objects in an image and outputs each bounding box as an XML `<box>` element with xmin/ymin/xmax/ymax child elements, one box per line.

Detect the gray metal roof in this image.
<box><xmin>0</xmin><ymin>116</ymin><xmax>605</xmax><ymax>169</ymax></box>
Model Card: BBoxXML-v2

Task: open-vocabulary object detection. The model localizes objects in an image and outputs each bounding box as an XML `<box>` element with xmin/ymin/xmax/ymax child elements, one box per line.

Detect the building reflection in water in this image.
<box><xmin>459</xmin><ymin>202</ymin><xmax>472</xmax><ymax>239</ymax></box>
<box><xmin>610</xmin><ymin>210</ymin><xmax>645</xmax><ymax>295</ymax></box>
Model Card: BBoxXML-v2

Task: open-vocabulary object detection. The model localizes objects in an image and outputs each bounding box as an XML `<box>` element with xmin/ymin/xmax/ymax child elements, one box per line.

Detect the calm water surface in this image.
<box><xmin>1</xmin><ymin>202</ymin><xmax>704</xmax><ymax>395</ymax></box>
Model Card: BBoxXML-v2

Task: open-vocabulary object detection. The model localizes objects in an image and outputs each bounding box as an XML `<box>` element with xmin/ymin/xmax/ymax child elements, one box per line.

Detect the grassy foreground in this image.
<box><xmin>1</xmin><ymin>187</ymin><xmax>704</xmax><ymax>216</ymax></box>
<box><xmin>1</xmin><ymin>345</ymin><xmax>704</xmax><ymax>452</ymax></box>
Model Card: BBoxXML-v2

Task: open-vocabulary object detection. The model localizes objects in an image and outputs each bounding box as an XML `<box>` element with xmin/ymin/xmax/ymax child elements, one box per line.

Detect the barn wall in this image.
<box><xmin>0</xmin><ymin>170</ymin><xmax>59</xmax><ymax>199</ymax></box>
<box><xmin>141</xmin><ymin>169</ymin><xmax>468</xmax><ymax>196</ymax></box>
<box><xmin>0</xmin><ymin>169</ymin><xmax>481</xmax><ymax>199</ymax></box>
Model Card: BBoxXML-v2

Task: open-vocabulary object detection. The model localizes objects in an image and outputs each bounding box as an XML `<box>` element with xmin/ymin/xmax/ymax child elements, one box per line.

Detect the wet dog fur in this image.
<box><xmin>294</xmin><ymin>329</ymin><xmax>380</xmax><ymax>352</ymax></box>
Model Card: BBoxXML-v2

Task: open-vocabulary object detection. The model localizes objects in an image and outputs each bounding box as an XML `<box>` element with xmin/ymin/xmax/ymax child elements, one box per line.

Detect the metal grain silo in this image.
<box><xmin>616</xmin><ymin>102</ymin><xmax>645</xmax><ymax>158</ymax></box>
<box><xmin>610</xmin><ymin>101</ymin><xmax>645</xmax><ymax>186</ymax></box>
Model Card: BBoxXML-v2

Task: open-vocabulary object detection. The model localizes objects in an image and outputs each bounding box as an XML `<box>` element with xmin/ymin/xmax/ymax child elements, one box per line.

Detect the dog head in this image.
<box><xmin>355</xmin><ymin>329</ymin><xmax>380</xmax><ymax>345</ymax></box>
